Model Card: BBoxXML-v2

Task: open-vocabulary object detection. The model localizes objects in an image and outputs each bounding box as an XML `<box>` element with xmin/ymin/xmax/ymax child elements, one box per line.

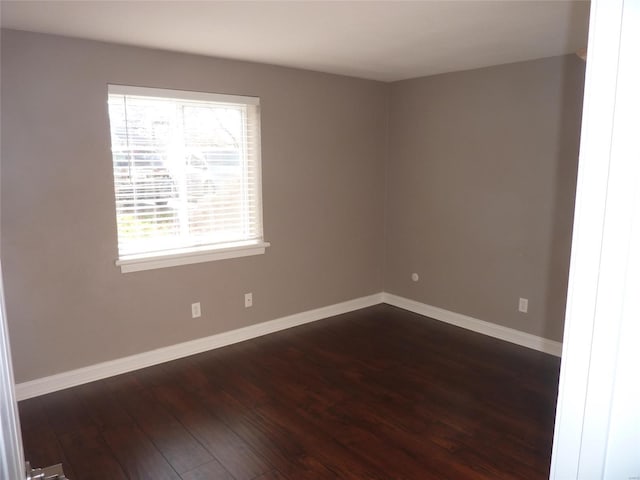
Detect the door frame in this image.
<box><xmin>0</xmin><ymin>261</ymin><xmax>25</xmax><ymax>480</ymax></box>
<box><xmin>550</xmin><ymin>0</ymin><xmax>640</xmax><ymax>477</ymax></box>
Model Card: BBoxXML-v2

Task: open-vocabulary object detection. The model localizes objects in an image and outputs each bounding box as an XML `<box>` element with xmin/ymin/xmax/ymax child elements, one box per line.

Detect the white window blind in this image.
<box><xmin>107</xmin><ymin>85</ymin><xmax>265</xmax><ymax>270</ymax></box>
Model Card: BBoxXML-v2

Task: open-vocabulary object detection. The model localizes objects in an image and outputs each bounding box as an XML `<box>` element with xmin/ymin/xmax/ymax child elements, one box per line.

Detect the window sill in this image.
<box><xmin>116</xmin><ymin>241</ymin><xmax>270</xmax><ymax>273</ymax></box>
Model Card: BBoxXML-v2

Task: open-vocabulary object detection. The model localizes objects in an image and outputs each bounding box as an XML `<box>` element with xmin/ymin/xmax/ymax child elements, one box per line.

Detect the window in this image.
<box><xmin>107</xmin><ymin>85</ymin><xmax>268</xmax><ymax>272</ymax></box>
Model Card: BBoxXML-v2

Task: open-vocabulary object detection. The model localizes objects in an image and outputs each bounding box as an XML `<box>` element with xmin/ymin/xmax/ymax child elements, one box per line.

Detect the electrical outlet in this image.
<box><xmin>245</xmin><ymin>293</ymin><xmax>253</xmax><ymax>308</ymax></box>
<box><xmin>191</xmin><ymin>302</ymin><xmax>201</xmax><ymax>318</ymax></box>
<box><xmin>518</xmin><ymin>298</ymin><xmax>528</xmax><ymax>313</ymax></box>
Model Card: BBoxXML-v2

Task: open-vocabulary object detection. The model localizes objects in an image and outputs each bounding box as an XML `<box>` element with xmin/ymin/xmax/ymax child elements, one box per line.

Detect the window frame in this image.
<box><xmin>107</xmin><ymin>84</ymin><xmax>269</xmax><ymax>273</ymax></box>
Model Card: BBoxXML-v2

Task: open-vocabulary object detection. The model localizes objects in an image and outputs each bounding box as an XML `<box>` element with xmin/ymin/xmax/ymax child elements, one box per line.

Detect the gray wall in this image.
<box><xmin>385</xmin><ymin>56</ymin><xmax>585</xmax><ymax>341</ymax></box>
<box><xmin>1</xmin><ymin>30</ymin><xmax>387</xmax><ymax>382</ymax></box>
<box><xmin>1</xmin><ymin>29</ymin><xmax>585</xmax><ymax>383</ymax></box>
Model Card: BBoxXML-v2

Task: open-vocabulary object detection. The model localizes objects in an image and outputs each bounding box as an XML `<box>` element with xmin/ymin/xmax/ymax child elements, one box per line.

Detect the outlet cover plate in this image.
<box><xmin>518</xmin><ymin>298</ymin><xmax>528</xmax><ymax>313</ymax></box>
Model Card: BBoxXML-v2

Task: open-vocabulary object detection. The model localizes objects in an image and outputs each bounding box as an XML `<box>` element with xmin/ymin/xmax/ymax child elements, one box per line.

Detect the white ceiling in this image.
<box><xmin>0</xmin><ymin>1</ymin><xmax>590</xmax><ymax>82</ymax></box>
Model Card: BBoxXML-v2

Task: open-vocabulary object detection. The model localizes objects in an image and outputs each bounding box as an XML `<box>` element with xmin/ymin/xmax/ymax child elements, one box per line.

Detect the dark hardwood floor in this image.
<box><xmin>19</xmin><ymin>304</ymin><xmax>561</xmax><ymax>480</ymax></box>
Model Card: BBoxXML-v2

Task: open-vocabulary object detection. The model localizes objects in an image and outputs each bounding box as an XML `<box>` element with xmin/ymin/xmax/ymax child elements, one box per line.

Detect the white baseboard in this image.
<box><xmin>382</xmin><ymin>293</ymin><xmax>563</xmax><ymax>357</ymax></box>
<box><xmin>15</xmin><ymin>293</ymin><xmax>384</xmax><ymax>401</ymax></box>
<box><xmin>15</xmin><ymin>291</ymin><xmax>561</xmax><ymax>400</ymax></box>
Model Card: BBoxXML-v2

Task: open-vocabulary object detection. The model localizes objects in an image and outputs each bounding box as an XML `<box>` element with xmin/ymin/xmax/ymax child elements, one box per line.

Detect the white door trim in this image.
<box><xmin>0</xmin><ymin>262</ymin><xmax>25</xmax><ymax>480</ymax></box>
<box><xmin>550</xmin><ymin>0</ymin><xmax>640</xmax><ymax>478</ymax></box>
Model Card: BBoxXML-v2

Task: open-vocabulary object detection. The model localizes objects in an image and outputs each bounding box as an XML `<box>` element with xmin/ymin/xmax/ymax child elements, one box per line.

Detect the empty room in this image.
<box><xmin>1</xmin><ymin>1</ymin><xmax>639</xmax><ymax>479</ymax></box>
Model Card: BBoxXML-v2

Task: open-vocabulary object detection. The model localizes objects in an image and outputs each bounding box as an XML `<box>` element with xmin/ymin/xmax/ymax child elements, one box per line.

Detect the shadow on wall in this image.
<box><xmin>542</xmin><ymin>55</ymin><xmax>586</xmax><ymax>342</ymax></box>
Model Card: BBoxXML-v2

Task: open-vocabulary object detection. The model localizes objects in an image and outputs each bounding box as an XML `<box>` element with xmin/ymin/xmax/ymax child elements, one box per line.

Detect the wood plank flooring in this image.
<box><xmin>19</xmin><ymin>304</ymin><xmax>561</xmax><ymax>479</ymax></box>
